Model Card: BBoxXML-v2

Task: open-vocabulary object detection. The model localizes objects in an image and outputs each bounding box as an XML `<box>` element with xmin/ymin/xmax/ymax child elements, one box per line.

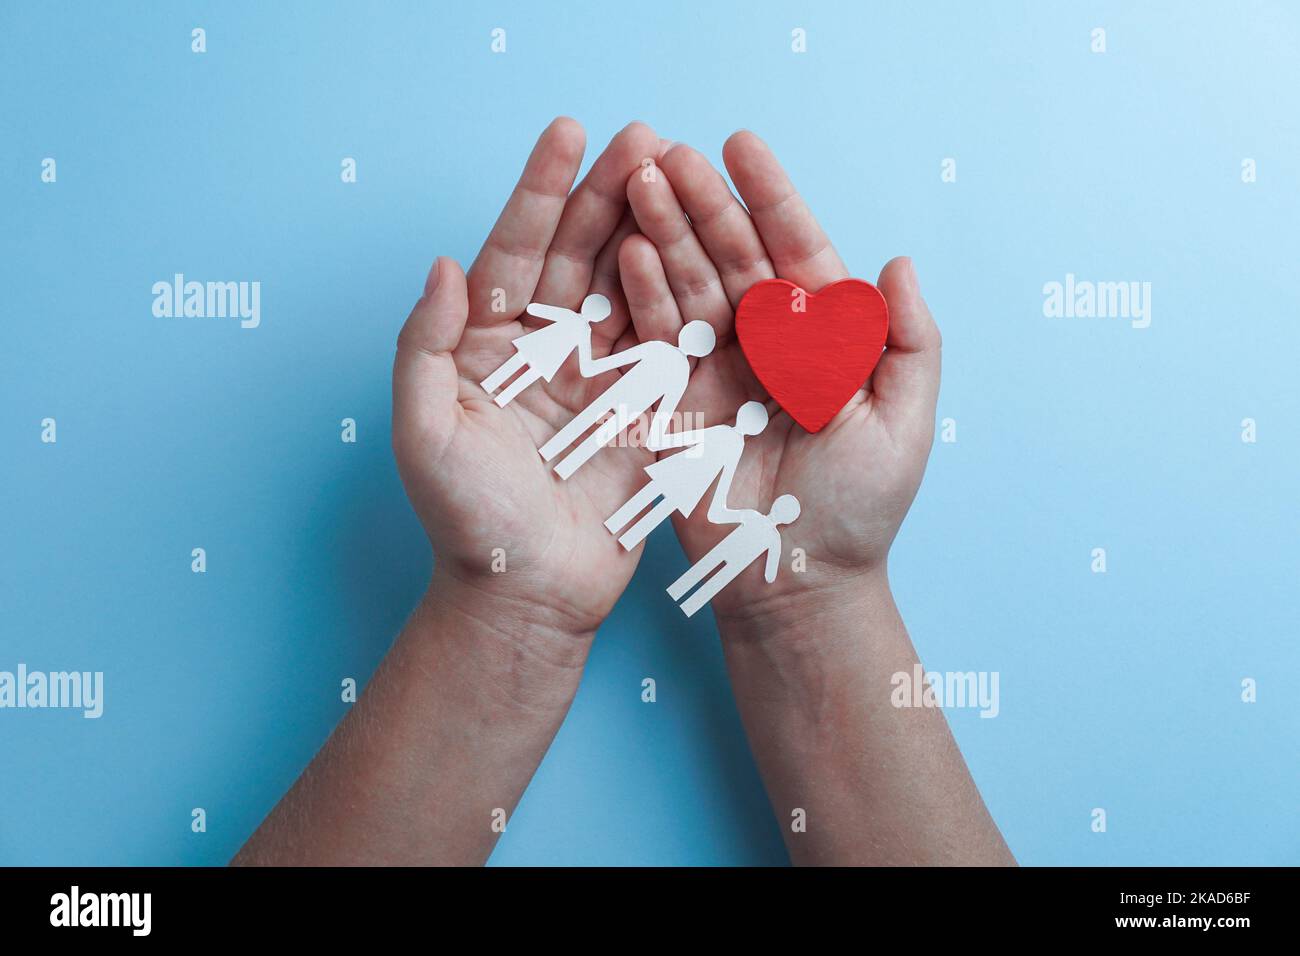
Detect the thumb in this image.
<box><xmin>393</xmin><ymin>256</ymin><xmax>470</xmax><ymax>463</ymax></box>
<box><xmin>871</xmin><ymin>256</ymin><xmax>941</xmax><ymax>429</ymax></box>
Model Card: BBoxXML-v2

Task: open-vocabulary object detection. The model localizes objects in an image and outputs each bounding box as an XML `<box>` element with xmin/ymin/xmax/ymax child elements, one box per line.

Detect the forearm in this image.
<box><xmin>232</xmin><ymin>572</ymin><xmax>590</xmax><ymax>866</ymax></box>
<box><xmin>717</xmin><ymin>571</ymin><xmax>1014</xmax><ymax>866</ymax></box>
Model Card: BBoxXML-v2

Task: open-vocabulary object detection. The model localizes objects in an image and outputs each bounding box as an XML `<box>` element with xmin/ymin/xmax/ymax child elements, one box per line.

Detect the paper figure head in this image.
<box><xmin>580</xmin><ymin>293</ymin><xmax>612</xmax><ymax>323</ymax></box>
<box><xmin>677</xmin><ymin>320</ymin><xmax>716</xmax><ymax>358</ymax></box>
<box><xmin>770</xmin><ymin>494</ymin><xmax>801</xmax><ymax>525</ymax></box>
<box><xmin>735</xmin><ymin>401</ymin><xmax>769</xmax><ymax>436</ymax></box>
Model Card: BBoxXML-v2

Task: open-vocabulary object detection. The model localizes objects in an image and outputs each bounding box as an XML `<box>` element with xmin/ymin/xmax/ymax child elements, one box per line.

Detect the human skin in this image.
<box><xmin>232</xmin><ymin>118</ymin><xmax>664</xmax><ymax>865</ymax></box>
<box><xmin>617</xmin><ymin>132</ymin><xmax>1015</xmax><ymax>865</ymax></box>
<box><xmin>232</xmin><ymin>119</ymin><xmax>1012</xmax><ymax>867</ymax></box>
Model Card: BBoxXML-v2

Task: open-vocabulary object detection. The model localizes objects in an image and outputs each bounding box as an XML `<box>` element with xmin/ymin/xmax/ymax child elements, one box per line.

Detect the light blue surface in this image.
<box><xmin>2</xmin><ymin>1</ymin><xmax>1296</xmax><ymax>866</ymax></box>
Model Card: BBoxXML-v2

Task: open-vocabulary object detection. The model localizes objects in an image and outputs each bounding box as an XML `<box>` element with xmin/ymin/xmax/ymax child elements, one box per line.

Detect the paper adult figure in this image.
<box><xmin>479</xmin><ymin>294</ymin><xmax>612</xmax><ymax>408</ymax></box>
<box><xmin>604</xmin><ymin>401</ymin><xmax>769</xmax><ymax>550</ymax></box>
<box><xmin>667</xmin><ymin>494</ymin><xmax>801</xmax><ymax>618</ymax></box>
<box><xmin>539</xmin><ymin>320</ymin><xmax>716</xmax><ymax>479</ymax></box>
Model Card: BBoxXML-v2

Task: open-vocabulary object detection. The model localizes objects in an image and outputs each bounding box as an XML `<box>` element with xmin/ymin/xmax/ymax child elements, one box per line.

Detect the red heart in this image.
<box><xmin>735</xmin><ymin>278</ymin><xmax>889</xmax><ymax>433</ymax></box>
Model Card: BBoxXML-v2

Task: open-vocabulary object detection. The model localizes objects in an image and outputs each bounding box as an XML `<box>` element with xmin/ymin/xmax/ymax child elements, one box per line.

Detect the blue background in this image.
<box><xmin>2</xmin><ymin>1</ymin><xmax>1296</xmax><ymax>865</ymax></box>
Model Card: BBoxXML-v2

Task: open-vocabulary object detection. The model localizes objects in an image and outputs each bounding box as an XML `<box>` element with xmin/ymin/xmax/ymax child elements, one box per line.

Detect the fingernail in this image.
<box><xmin>423</xmin><ymin>257</ymin><xmax>442</xmax><ymax>297</ymax></box>
<box><xmin>905</xmin><ymin>257</ymin><xmax>920</xmax><ymax>294</ymax></box>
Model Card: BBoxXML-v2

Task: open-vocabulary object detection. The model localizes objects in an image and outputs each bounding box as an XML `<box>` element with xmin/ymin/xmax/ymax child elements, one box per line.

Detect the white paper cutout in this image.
<box><xmin>605</xmin><ymin>401</ymin><xmax>769</xmax><ymax>550</ymax></box>
<box><xmin>538</xmin><ymin>320</ymin><xmax>716</xmax><ymax>479</ymax></box>
<box><xmin>480</xmin><ymin>294</ymin><xmax>611</xmax><ymax>407</ymax></box>
<box><xmin>477</xmin><ymin>297</ymin><xmax>799</xmax><ymax>617</ymax></box>
<box><xmin>667</xmin><ymin>494</ymin><xmax>801</xmax><ymax>618</ymax></box>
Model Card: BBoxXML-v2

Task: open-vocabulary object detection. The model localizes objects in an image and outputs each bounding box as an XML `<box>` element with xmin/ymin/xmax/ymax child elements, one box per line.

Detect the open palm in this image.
<box><xmin>393</xmin><ymin>119</ymin><xmax>663</xmax><ymax>635</ymax></box>
<box><xmin>617</xmin><ymin>133</ymin><xmax>943</xmax><ymax>622</ymax></box>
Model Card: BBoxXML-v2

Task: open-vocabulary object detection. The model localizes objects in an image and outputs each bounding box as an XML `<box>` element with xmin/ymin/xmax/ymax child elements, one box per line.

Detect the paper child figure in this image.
<box><xmin>604</xmin><ymin>401</ymin><xmax>769</xmax><ymax>550</ymax></box>
<box><xmin>667</xmin><ymin>494</ymin><xmax>801</xmax><ymax>618</ymax></box>
<box><xmin>538</xmin><ymin>320</ymin><xmax>716</xmax><ymax>479</ymax></box>
<box><xmin>480</xmin><ymin>294</ymin><xmax>612</xmax><ymax>407</ymax></box>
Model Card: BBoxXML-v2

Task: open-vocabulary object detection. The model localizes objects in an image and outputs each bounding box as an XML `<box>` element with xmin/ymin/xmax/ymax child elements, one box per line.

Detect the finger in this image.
<box><xmin>533</xmin><ymin>121</ymin><xmax>660</xmax><ymax>309</ymax></box>
<box><xmin>626</xmin><ymin>161</ymin><xmax>733</xmax><ymax>339</ymax></box>
<box><xmin>659</xmin><ymin>144</ymin><xmax>774</xmax><ymax>305</ymax></box>
<box><xmin>871</xmin><ymin>257</ymin><xmax>941</xmax><ymax>425</ymax></box>
<box><xmin>466</xmin><ymin>117</ymin><xmax>586</xmax><ymax>325</ymax></box>
<box><xmin>722</xmin><ymin>130</ymin><xmax>848</xmax><ymax>292</ymax></box>
<box><xmin>618</xmin><ymin>233</ymin><xmax>684</xmax><ymax>346</ymax></box>
<box><xmin>539</xmin><ymin>209</ymin><xmax>640</xmax><ymax>412</ymax></box>
<box><xmin>393</xmin><ymin>257</ymin><xmax>470</xmax><ymax>461</ymax></box>
<box><xmin>585</xmin><ymin>208</ymin><xmax>640</xmax><ymax>355</ymax></box>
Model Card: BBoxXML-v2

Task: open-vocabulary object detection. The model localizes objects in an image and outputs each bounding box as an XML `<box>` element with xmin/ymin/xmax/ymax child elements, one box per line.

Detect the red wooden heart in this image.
<box><xmin>734</xmin><ymin>278</ymin><xmax>889</xmax><ymax>433</ymax></box>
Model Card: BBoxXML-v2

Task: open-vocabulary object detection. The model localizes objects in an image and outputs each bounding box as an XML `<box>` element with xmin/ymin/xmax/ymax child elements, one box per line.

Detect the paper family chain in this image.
<box><xmin>479</xmin><ymin>293</ymin><xmax>800</xmax><ymax>619</ymax></box>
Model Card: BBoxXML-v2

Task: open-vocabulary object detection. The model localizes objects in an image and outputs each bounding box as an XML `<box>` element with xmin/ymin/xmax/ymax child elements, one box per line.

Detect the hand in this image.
<box><xmin>616</xmin><ymin>138</ymin><xmax>1015</xmax><ymax>866</ymax></box>
<box><xmin>393</xmin><ymin>118</ymin><xmax>662</xmax><ymax>644</ymax></box>
<box><xmin>619</xmin><ymin>131</ymin><xmax>941</xmax><ymax>624</ymax></box>
<box><xmin>237</xmin><ymin>122</ymin><xmax>667</xmax><ymax>865</ymax></box>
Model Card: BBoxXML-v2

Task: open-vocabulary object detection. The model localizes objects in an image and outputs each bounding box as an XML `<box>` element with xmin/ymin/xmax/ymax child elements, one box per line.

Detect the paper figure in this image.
<box><xmin>480</xmin><ymin>294</ymin><xmax>612</xmax><ymax>407</ymax></box>
<box><xmin>538</xmin><ymin>320</ymin><xmax>717</xmax><ymax>479</ymax></box>
<box><xmin>604</xmin><ymin>401</ymin><xmax>769</xmax><ymax>550</ymax></box>
<box><xmin>667</xmin><ymin>494</ymin><xmax>801</xmax><ymax>618</ymax></box>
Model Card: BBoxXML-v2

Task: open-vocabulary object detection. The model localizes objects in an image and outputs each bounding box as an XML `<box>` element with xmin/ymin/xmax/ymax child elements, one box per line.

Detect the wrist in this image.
<box><xmin>428</xmin><ymin>564</ymin><xmax>601</xmax><ymax>642</ymax></box>
<box><xmin>714</xmin><ymin>562</ymin><xmax>894</xmax><ymax>644</ymax></box>
<box><xmin>713</xmin><ymin>565</ymin><xmax>917</xmax><ymax>737</ymax></box>
<box><xmin>409</xmin><ymin>570</ymin><xmax>597</xmax><ymax>712</ymax></box>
